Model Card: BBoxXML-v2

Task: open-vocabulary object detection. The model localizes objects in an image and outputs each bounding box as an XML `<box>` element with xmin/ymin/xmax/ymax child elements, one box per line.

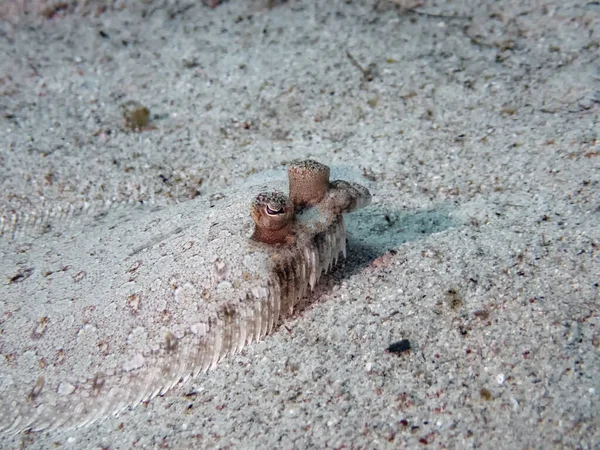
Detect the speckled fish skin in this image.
<box><xmin>0</xmin><ymin>174</ymin><xmax>371</xmax><ymax>433</ymax></box>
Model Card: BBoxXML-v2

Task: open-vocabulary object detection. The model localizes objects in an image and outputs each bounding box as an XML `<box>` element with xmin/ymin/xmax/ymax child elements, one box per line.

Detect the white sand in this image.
<box><xmin>0</xmin><ymin>0</ymin><xmax>598</xmax><ymax>448</ymax></box>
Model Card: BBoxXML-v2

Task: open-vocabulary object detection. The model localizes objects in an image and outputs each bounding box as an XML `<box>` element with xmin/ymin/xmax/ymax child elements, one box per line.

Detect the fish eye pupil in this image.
<box><xmin>266</xmin><ymin>203</ymin><xmax>284</xmax><ymax>215</ymax></box>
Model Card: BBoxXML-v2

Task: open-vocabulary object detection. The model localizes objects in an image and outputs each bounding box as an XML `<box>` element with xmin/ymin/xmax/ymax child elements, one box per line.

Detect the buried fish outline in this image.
<box><xmin>0</xmin><ymin>160</ymin><xmax>371</xmax><ymax>433</ymax></box>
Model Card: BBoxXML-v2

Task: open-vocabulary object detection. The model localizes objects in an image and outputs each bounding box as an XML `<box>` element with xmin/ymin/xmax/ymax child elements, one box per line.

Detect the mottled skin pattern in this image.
<box><xmin>0</xmin><ymin>160</ymin><xmax>371</xmax><ymax>433</ymax></box>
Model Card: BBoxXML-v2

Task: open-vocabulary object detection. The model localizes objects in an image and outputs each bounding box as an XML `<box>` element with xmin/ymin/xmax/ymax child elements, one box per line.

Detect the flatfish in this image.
<box><xmin>0</xmin><ymin>160</ymin><xmax>371</xmax><ymax>433</ymax></box>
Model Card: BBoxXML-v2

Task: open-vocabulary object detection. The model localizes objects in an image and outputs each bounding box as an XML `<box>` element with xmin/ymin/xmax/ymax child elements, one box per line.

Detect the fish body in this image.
<box><xmin>0</xmin><ymin>170</ymin><xmax>370</xmax><ymax>433</ymax></box>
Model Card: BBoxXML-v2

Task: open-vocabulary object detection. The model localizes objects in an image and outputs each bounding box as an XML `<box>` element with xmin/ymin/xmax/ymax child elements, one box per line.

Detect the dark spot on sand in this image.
<box><xmin>387</xmin><ymin>339</ymin><xmax>411</xmax><ymax>354</ymax></box>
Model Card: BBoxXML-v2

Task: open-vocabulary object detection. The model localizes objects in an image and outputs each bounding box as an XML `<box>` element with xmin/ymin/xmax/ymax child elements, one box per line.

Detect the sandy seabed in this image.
<box><xmin>0</xmin><ymin>0</ymin><xmax>598</xmax><ymax>448</ymax></box>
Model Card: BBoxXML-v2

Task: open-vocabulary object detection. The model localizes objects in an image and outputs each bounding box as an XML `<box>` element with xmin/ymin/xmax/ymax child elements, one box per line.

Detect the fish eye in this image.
<box><xmin>265</xmin><ymin>202</ymin><xmax>284</xmax><ymax>215</ymax></box>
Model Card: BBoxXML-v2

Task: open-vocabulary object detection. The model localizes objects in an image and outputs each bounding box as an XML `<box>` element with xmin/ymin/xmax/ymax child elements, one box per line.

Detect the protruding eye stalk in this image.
<box><xmin>288</xmin><ymin>159</ymin><xmax>371</xmax><ymax>214</ymax></box>
<box><xmin>288</xmin><ymin>160</ymin><xmax>372</xmax><ymax>214</ymax></box>
<box><xmin>251</xmin><ymin>191</ymin><xmax>295</xmax><ymax>245</ymax></box>
<box><xmin>288</xmin><ymin>159</ymin><xmax>331</xmax><ymax>210</ymax></box>
<box><xmin>251</xmin><ymin>161</ymin><xmax>372</xmax><ymax>245</ymax></box>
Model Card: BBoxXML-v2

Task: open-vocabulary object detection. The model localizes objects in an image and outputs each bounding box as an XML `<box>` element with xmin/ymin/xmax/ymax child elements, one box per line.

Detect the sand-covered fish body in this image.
<box><xmin>0</xmin><ymin>173</ymin><xmax>370</xmax><ymax>433</ymax></box>
<box><xmin>0</xmin><ymin>185</ymin><xmax>269</xmax><ymax>432</ymax></box>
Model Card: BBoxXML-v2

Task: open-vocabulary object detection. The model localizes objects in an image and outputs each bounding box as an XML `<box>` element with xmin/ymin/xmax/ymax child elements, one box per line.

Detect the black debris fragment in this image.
<box><xmin>387</xmin><ymin>339</ymin><xmax>411</xmax><ymax>354</ymax></box>
<box><xmin>9</xmin><ymin>267</ymin><xmax>34</xmax><ymax>284</ymax></box>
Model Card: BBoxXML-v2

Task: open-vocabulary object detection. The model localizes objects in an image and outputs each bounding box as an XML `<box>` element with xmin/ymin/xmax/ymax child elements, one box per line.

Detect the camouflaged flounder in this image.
<box><xmin>0</xmin><ymin>164</ymin><xmax>371</xmax><ymax>433</ymax></box>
